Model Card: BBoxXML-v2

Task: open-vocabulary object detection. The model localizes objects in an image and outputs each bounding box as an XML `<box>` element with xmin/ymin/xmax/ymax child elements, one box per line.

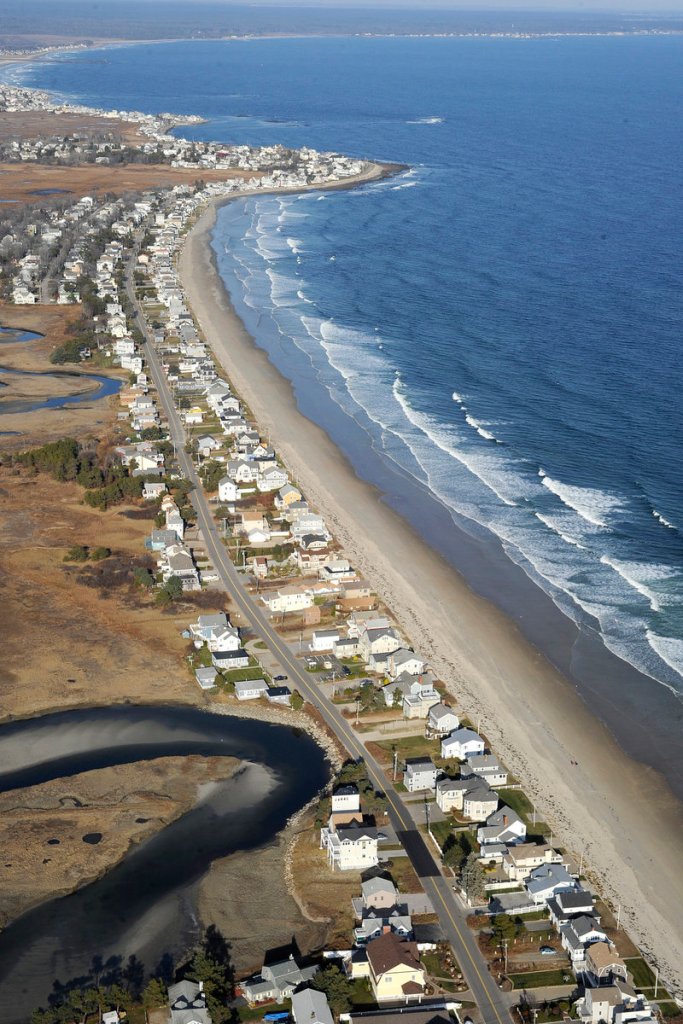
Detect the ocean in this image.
<box><xmin>9</xmin><ymin>33</ymin><xmax>683</xmax><ymax>705</ymax></box>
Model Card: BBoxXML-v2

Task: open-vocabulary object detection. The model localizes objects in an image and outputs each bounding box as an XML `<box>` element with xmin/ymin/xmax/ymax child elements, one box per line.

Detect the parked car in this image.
<box><xmin>274</xmin><ymin>674</ymin><xmax>288</xmax><ymax>681</ymax></box>
<box><xmin>540</xmin><ymin>946</ymin><xmax>557</xmax><ymax>955</ymax></box>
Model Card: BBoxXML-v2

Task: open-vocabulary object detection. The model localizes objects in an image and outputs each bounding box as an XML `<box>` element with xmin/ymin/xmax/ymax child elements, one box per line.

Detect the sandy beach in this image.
<box><xmin>179</xmin><ymin>197</ymin><xmax>683</xmax><ymax>991</ymax></box>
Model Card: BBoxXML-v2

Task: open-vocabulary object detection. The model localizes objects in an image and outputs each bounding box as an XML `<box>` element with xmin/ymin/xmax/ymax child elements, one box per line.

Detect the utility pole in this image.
<box><xmin>654</xmin><ymin>968</ymin><xmax>659</xmax><ymax>1000</ymax></box>
<box><xmin>392</xmin><ymin>745</ymin><xmax>398</xmax><ymax>782</ymax></box>
<box><xmin>355</xmin><ymin>696</ymin><xmax>360</xmax><ymax>726</ymax></box>
<box><xmin>503</xmin><ymin>939</ymin><xmax>508</xmax><ymax>976</ymax></box>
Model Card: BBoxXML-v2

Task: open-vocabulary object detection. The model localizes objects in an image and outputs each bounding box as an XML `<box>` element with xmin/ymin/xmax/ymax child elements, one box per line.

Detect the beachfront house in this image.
<box><xmin>441</xmin><ymin>727</ymin><xmax>485</xmax><ymax>761</ymax></box>
<box><xmin>387</xmin><ymin>648</ymin><xmax>426</xmax><ymax>679</ymax></box>
<box><xmin>575</xmin><ymin>985</ymin><xmax>655</xmax><ymax>1024</ymax></box>
<box><xmin>502</xmin><ymin>843</ymin><xmax>565</xmax><ymax>883</ymax></box>
<box><xmin>461</xmin><ymin>753</ymin><xmax>508</xmax><ymax>788</ymax></box>
<box><xmin>427</xmin><ymin>703</ymin><xmax>460</xmax><ymax>737</ymax></box>
<box><xmin>548</xmin><ymin>889</ymin><xmax>596</xmax><ymax>927</ymax></box>
<box><xmin>526</xmin><ymin>863</ymin><xmax>577</xmax><ymax>904</ymax></box>
<box><xmin>477</xmin><ymin>806</ymin><xmax>527</xmax><ymax>846</ymax></box>
<box><xmin>560</xmin><ymin>915</ymin><xmax>608</xmax><ymax>964</ymax></box>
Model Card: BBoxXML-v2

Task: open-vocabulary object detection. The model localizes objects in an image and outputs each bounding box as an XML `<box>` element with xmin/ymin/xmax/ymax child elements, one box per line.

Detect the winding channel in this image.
<box><xmin>0</xmin><ymin>705</ymin><xmax>329</xmax><ymax>1022</ymax></box>
<box><xmin>0</xmin><ymin>324</ymin><xmax>121</xmax><ymax>415</ymax></box>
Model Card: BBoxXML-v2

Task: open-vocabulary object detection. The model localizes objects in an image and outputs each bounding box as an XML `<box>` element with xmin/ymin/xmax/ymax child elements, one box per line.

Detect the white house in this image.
<box><xmin>257</xmin><ymin>466</ymin><xmax>289</xmax><ymax>492</ymax></box>
<box><xmin>331</xmin><ymin>784</ymin><xmax>361</xmax><ymax>814</ymax></box>
<box><xmin>477</xmin><ymin>806</ymin><xmax>527</xmax><ymax>846</ymax></box>
<box><xmin>263</xmin><ymin>586</ymin><xmax>314</xmax><ymax>614</ymax></box>
<box><xmin>142</xmin><ymin>481</ymin><xmax>167</xmax><ymax>501</ymax></box>
<box><xmin>321</xmin><ymin>823</ymin><xmax>383</xmax><ymax>871</ymax></box>
<box><xmin>234</xmin><ymin>678</ymin><xmax>269</xmax><ymax>701</ymax></box>
<box><xmin>218</xmin><ymin>476</ymin><xmax>240</xmax><ymax>503</ymax></box>
<box><xmin>461</xmin><ymin>754</ymin><xmax>508</xmax><ymax>788</ymax></box>
<box><xmin>309</xmin><ymin>628</ymin><xmax>341</xmax><ymax>652</ymax></box>
<box><xmin>427</xmin><ymin>703</ymin><xmax>460</xmax><ymax>737</ymax></box>
<box><xmin>526</xmin><ymin>863</ymin><xmax>577</xmax><ymax>905</ymax></box>
<box><xmin>441</xmin><ymin>727</ymin><xmax>485</xmax><ymax>761</ymax></box>
<box><xmin>404</xmin><ymin>757</ymin><xmax>439</xmax><ymax>793</ymax></box>
<box><xmin>387</xmin><ymin>648</ymin><xmax>426</xmax><ymax>679</ymax></box>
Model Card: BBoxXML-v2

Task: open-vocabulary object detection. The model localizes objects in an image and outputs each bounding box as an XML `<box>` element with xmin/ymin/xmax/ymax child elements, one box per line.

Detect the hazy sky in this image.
<box><xmin>167</xmin><ymin>0</ymin><xmax>683</xmax><ymax>12</ymax></box>
<box><xmin>81</xmin><ymin>0</ymin><xmax>683</xmax><ymax>10</ymax></box>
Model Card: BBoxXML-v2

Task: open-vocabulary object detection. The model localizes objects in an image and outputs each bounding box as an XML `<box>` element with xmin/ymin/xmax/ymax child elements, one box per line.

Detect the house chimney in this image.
<box><xmin>503</xmin><ymin>815</ymin><xmax>508</xmax><ymax>826</ymax></box>
<box><xmin>383</xmin><ymin>925</ymin><xmax>391</xmax><ymax>934</ymax></box>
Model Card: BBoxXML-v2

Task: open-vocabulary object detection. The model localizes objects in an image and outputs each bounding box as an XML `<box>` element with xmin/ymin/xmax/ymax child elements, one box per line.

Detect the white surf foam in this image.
<box><xmin>534</xmin><ymin>513</ymin><xmax>586</xmax><ymax>549</ymax></box>
<box><xmin>407</xmin><ymin>116</ymin><xmax>444</xmax><ymax>124</ymax></box>
<box><xmin>652</xmin><ymin>509</ymin><xmax>676</xmax><ymax>530</ymax></box>
<box><xmin>392</xmin><ymin>378</ymin><xmax>519</xmax><ymax>507</ymax></box>
<box><xmin>464</xmin><ymin>413</ymin><xmax>497</xmax><ymax>442</ymax></box>
<box><xmin>541</xmin><ymin>475</ymin><xmax>624</xmax><ymax>529</ymax></box>
<box><xmin>646</xmin><ymin>632</ymin><xmax>683</xmax><ymax>679</ymax></box>
<box><xmin>598</xmin><ymin>555</ymin><xmax>678</xmax><ymax>613</ymax></box>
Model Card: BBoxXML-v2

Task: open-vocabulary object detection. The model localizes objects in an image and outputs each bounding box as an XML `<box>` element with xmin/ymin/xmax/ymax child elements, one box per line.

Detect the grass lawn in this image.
<box><xmin>657</xmin><ymin>1003</ymin><xmax>682</xmax><ymax>1019</ymax></box>
<box><xmin>624</xmin><ymin>958</ymin><xmax>672</xmax><ymax>999</ymax></box>
<box><xmin>221</xmin><ymin>666</ymin><xmax>269</xmax><ymax>684</ymax></box>
<box><xmin>383</xmin><ymin>855</ymin><xmax>423</xmax><ymax>894</ymax></box>
<box><xmin>508</xmin><ymin>969</ymin><xmax>573</xmax><ymax>989</ymax></box>
<box><xmin>429</xmin><ymin>819</ymin><xmax>453</xmax><ymax>850</ymax></box>
<box><xmin>371</xmin><ymin>735</ymin><xmax>441</xmax><ymax>764</ymax></box>
<box><xmin>349</xmin><ymin>978</ymin><xmax>374</xmax><ymax>1008</ymax></box>
<box><xmin>500</xmin><ymin>789</ymin><xmax>548</xmax><ymax>833</ymax></box>
<box><xmin>237</xmin><ymin>1003</ymin><xmax>289</xmax><ymax>1022</ymax></box>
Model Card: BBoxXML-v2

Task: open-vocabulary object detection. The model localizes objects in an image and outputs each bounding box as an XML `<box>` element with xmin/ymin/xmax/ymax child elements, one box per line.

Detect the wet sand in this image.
<box><xmin>179</xmin><ymin>198</ymin><xmax>683</xmax><ymax>991</ymax></box>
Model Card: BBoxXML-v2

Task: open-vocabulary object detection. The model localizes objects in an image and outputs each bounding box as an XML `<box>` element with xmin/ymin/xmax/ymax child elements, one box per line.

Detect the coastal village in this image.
<box><xmin>0</xmin><ymin>80</ymin><xmax>679</xmax><ymax>1024</ymax></box>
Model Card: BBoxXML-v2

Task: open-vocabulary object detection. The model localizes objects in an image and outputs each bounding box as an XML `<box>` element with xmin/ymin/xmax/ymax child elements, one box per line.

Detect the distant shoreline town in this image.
<box><xmin>1</xmin><ymin>25</ymin><xmax>683</xmax><ymax>64</ymax></box>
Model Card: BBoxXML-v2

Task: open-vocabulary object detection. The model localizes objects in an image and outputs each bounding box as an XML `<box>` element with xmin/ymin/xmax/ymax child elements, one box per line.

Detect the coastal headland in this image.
<box><xmin>179</xmin><ymin>197</ymin><xmax>683</xmax><ymax>989</ymax></box>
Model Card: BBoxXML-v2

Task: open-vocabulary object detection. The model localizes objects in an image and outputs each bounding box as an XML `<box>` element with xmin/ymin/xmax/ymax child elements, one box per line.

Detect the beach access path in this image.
<box><xmin>124</xmin><ymin>231</ymin><xmax>514</xmax><ymax>1024</ymax></box>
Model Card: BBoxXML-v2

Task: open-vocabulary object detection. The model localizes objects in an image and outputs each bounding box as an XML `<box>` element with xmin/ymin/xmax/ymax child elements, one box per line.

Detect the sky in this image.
<box><xmin>143</xmin><ymin>0</ymin><xmax>683</xmax><ymax>12</ymax></box>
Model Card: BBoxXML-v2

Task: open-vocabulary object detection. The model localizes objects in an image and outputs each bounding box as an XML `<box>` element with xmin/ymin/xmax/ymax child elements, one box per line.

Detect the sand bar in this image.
<box><xmin>179</xmin><ymin>197</ymin><xmax>683</xmax><ymax>990</ymax></box>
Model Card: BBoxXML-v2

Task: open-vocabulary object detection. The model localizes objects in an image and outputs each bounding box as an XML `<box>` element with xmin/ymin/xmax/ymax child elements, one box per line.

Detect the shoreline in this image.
<box><xmin>179</xmin><ymin>196</ymin><xmax>683</xmax><ymax>991</ymax></box>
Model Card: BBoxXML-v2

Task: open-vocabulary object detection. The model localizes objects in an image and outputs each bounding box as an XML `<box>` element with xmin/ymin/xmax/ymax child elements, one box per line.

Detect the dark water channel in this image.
<box><xmin>0</xmin><ymin>705</ymin><xmax>329</xmax><ymax>1023</ymax></box>
<box><xmin>0</xmin><ymin>324</ymin><xmax>121</xmax><ymax>414</ymax></box>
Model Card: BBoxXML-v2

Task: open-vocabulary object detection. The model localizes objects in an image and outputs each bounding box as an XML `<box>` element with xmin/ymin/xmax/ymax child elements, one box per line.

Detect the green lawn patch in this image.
<box><xmin>237</xmin><ymin>1003</ymin><xmax>289</xmax><ymax>1022</ymax></box>
<box><xmin>508</xmin><ymin>969</ymin><xmax>573</xmax><ymax>989</ymax></box>
<box><xmin>656</xmin><ymin>1003</ymin><xmax>681</xmax><ymax>1018</ymax></box>
<box><xmin>429</xmin><ymin>819</ymin><xmax>453</xmax><ymax>850</ymax></box>
<box><xmin>624</xmin><ymin>958</ymin><xmax>657</xmax><ymax>988</ymax></box>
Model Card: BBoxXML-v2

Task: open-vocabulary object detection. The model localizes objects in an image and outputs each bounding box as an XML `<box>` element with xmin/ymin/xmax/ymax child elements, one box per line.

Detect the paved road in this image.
<box><xmin>126</xmin><ymin>246</ymin><xmax>512</xmax><ymax>1024</ymax></box>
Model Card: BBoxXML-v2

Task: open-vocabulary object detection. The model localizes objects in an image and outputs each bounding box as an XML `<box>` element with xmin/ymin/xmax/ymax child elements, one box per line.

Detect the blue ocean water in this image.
<box><xmin>11</xmin><ymin>35</ymin><xmax>683</xmax><ymax>697</ymax></box>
